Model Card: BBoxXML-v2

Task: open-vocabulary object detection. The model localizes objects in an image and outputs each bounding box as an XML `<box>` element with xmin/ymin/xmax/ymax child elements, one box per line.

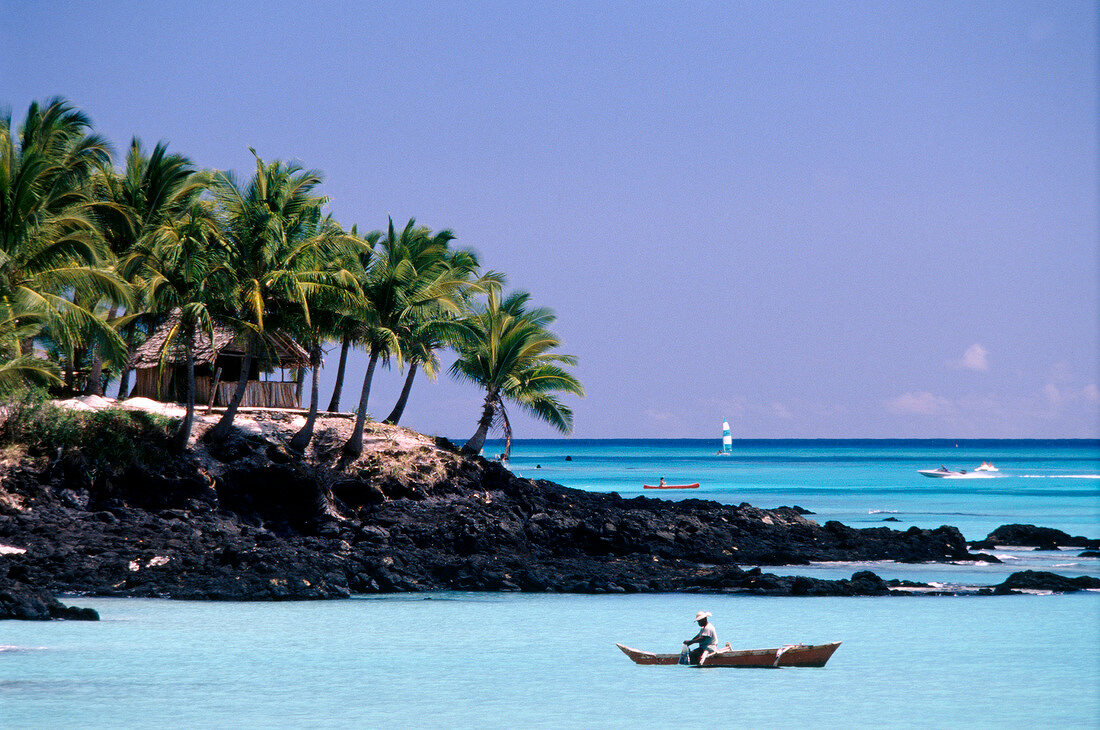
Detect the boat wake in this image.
<box><xmin>1019</xmin><ymin>474</ymin><xmax>1100</xmax><ymax>479</ymax></box>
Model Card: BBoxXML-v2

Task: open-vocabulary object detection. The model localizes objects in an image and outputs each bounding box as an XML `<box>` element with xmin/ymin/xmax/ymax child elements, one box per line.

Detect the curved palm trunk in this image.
<box><xmin>341</xmin><ymin>346</ymin><xmax>380</xmax><ymax>462</ymax></box>
<box><xmin>326</xmin><ymin>333</ymin><xmax>351</xmax><ymax>412</ymax></box>
<box><xmin>501</xmin><ymin>409</ymin><xmax>514</xmax><ymax>460</ymax></box>
<box><xmin>84</xmin><ymin>304</ymin><xmax>118</xmax><ymax>396</ymax></box>
<box><xmin>207</xmin><ymin>335</ymin><xmax>253</xmax><ymax>442</ymax></box>
<box><xmin>172</xmin><ymin>326</ymin><xmax>196</xmax><ymax>453</ymax></box>
<box><xmin>383</xmin><ymin>362</ymin><xmax>418</xmax><ymax>425</ymax></box>
<box><xmin>461</xmin><ymin>388</ymin><xmax>498</xmax><ymax>456</ymax></box>
<box><xmin>290</xmin><ymin>342</ymin><xmax>322</xmax><ymax>452</ymax></box>
<box><xmin>117</xmin><ymin>363</ymin><xmax>133</xmax><ymax>399</ymax></box>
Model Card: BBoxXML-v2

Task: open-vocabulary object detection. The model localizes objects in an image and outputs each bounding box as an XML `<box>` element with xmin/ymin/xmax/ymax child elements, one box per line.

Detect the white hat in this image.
<box><xmin>694</xmin><ymin>611</ymin><xmax>712</xmax><ymax>621</ymax></box>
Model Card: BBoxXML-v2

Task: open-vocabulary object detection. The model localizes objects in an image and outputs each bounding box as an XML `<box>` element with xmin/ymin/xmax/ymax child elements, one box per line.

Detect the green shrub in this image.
<box><xmin>0</xmin><ymin>387</ymin><xmax>176</xmax><ymax>479</ymax></box>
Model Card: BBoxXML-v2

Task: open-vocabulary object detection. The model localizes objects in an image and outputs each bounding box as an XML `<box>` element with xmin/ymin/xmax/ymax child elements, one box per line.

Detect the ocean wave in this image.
<box><xmin>868</xmin><ymin>509</ymin><xmax>899</xmax><ymax>514</ymax></box>
<box><xmin>0</xmin><ymin>646</ymin><xmax>47</xmax><ymax>653</ymax></box>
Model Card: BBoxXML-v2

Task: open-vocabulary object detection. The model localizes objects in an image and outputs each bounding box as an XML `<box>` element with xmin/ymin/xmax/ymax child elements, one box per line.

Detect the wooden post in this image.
<box><xmin>206</xmin><ymin>366</ymin><xmax>222</xmax><ymax>413</ymax></box>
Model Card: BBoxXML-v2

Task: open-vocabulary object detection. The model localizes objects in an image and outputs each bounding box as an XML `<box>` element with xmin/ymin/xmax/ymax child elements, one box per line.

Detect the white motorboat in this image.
<box><xmin>974</xmin><ymin>462</ymin><xmax>998</xmax><ymax>472</ymax></box>
<box><xmin>917</xmin><ymin>466</ymin><xmax>965</xmax><ymax>478</ymax></box>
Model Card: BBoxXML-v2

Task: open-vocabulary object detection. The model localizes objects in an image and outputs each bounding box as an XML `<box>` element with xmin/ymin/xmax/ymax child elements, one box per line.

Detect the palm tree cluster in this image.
<box><xmin>0</xmin><ymin>97</ymin><xmax>583</xmax><ymax>456</ymax></box>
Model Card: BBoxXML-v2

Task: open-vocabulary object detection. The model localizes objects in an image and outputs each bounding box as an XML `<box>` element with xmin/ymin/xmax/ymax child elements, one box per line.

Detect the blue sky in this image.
<box><xmin>3</xmin><ymin>1</ymin><xmax>1097</xmax><ymax>438</ymax></box>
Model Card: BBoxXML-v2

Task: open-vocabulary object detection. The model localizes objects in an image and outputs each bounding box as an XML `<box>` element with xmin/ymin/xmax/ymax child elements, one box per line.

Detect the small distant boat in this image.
<box><xmin>974</xmin><ymin>462</ymin><xmax>998</xmax><ymax>472</ymax></box>
<box><xmin>616</xmin><ymin>642</ymin><xmax>841</xmax><ymax>668</ymax></box>
<box><xmin>643</xmin><ymin>482</ymin><xmax>700</xmax><ymax>490</ymax></box>
<box><xmin>918</xmin><ymin>467</ymin><xmax>965</xmax><ymax>478</ymax></box>
<box><xmin>718</xmin><ymin>420</ymin><xmax>732</xmax><ymax>455</ymax></box>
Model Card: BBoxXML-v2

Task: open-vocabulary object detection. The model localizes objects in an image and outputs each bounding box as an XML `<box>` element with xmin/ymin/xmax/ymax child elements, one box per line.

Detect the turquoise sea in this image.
<box><xmin>3</xmin><ymin>440</ymin><xmax>1099</xmax><ymax>728</ymax></box>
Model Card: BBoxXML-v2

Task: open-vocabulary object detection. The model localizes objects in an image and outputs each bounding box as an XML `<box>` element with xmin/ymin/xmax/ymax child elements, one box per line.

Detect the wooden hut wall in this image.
<box><xmin>133</xmin><ymin>368</ymin><xmax>299</xmax><ymax>408</ymax></box>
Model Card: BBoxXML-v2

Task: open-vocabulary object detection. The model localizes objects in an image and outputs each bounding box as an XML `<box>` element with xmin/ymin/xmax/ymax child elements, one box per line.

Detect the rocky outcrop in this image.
<box><xmin>970</xmin><ymin>524</ymin><xmax>1100</xmax><ymax>550</ymax></box>
<box><xmin>990</xmin><ymin>571</ymin><xmax>1100</xmax><ymax>594</ymax></box>
<box><xmin>0</xmin><ymin>418</ymin><xmax>1090</xmax><ymax>602</ymax></box>
<box><xmin>0</xmin><ymin>574</ymin><xmax>98</xmax><ymax>620</ymax></box>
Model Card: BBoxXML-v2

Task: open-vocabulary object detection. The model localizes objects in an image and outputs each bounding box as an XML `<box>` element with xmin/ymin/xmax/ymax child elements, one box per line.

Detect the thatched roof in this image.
<box><xmin>128</xmin><ymin>311</ymin><xmax>311</xmax><ymax>370</ymax></box>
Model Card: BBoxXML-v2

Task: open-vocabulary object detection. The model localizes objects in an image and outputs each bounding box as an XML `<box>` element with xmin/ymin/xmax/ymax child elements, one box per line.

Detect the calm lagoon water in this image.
<box><xmin>3</xmin><ymin>439</ymin><xmax>1098</xmax><ymax>727</ymax></box>
<box><xmin>3</xmin><ymin>593</ymin><xmax>1098</xmax><ymax>729</ymax></box>
<box><xmin>496</xmin><ymin>439</ymin><xmax>1100</xmax><ymax>540</ymax></box>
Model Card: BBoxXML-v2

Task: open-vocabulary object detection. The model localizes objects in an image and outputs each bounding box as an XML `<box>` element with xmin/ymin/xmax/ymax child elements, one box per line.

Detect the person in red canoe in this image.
<box><xmin>684</xmin><ymin>610</ymin><xmax>717</xmax><ymax>665</ymax></box>
<box><xmin>658</xmin><ymin>477</ymin><xmax>666</xmax><ymax>487</ymax></box>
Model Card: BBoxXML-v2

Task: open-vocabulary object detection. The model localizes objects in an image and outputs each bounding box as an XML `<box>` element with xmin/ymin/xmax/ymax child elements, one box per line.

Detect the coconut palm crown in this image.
<box><xmin>451</xmin><ymin>289</ymin><xmax>583</xmax><ymax>457</ymax></box>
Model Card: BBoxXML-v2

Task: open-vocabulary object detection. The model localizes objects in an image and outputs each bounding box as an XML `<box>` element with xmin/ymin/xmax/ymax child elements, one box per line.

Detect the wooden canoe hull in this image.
<box><xmin>642</xmin><ymin>483</ymin><xmax>700</xmax><ymax>490</ymax></box>
<box><xmin>616</xmin><ymin>641</ymin><xmax>840</xmax><ymax>668</ymax></box>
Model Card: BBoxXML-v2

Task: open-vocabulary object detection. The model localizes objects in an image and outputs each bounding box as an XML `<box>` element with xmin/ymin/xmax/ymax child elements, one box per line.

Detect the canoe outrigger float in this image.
<box><xmin>616</xmin><ymin>641</ymin><xmax>841</xmax><ymax>668</ymax></box>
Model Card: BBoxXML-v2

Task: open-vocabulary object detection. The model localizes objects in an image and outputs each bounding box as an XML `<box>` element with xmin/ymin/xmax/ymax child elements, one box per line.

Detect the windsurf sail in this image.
<box><xmin>722</xmin><ymin>420</ymin><xmax>732</xmax><ymax>454</ymax></box>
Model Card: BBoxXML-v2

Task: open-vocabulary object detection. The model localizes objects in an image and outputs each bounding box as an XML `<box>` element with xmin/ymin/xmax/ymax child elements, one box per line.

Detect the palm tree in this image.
<box><xmin>287</xmin><ymin>218</ymin><xmax>367</xmax><ymax>452</ymax></box>
<box><xmin>381</xmin><ymin>249</ymin><xmax>501</xmax><ymax>425</ymax></box>
<box><xmin>87</xmin><ymin>139</ymin><xmax>206</xmax><ymax>397</ymax></box>
<box><xmin>340</xmin><ymin>218</ymin><xmax>474</xmax><ymax>462</ymax></box>
<box><xmin>325</xmin><ymin>227</ymin><xmax>380</xmax><ymax>413</ymax></box>
<box><xmin>123</xmin><ymin>200</ymin><xmax>228</xmax><ymax>451</ymax></box>
<box><xmin>0</xmin><ymin>98</ymin><xmax>129</xmax><ymax>388</ymax></box>
<box><xmin>204</xmin><ymin>152</ymin><xmax>332</xmax><ymax>443</ymax></box>
<box><xmin>450</xmin><ymin>290</ymin><xmax>584</xmax><ymax>457</ymax></box>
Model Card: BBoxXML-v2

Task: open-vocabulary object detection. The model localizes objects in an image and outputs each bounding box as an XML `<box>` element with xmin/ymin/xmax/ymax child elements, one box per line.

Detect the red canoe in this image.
<box><xmin>642</xmin><ymin>482</ymin><xmax>700</xmax><ymax>490</ymax></box>
<box><xmin>616</xmin><ymin>641</ymin><xmax>841</xmax><ymax>668</ymax></box>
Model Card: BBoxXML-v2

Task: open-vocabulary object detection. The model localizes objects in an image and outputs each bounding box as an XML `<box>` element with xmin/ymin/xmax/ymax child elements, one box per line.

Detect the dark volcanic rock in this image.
<box><xmin>1078</xmin><ymin>551</ymin><xmax>1100</xmax><ymax>558</ymax></box>
<box><xmin>0</xmin><ymin>418</ymin><xmax>1078</xmax><ymax>601</ymax></box>
<box><xmin>983</xmin><ymin>525</ymin><xmax>1100</xmax><ymax>550</ymax></box>
<box><xmin>992</xmin><ymin>570</ymin><xmax>1100</xmax><ymax>594</ymax></box>
<box><xmin>0</xmin><ymin>574</ymin><xmax>98</xmax><ymax>620</ymax></box>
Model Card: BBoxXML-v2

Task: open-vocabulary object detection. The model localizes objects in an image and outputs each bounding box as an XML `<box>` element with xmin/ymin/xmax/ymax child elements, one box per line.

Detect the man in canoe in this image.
<box><xmin>683</xmin><ymin>610</ymin><xmax>717</xmax><ymax>665</ymax></box>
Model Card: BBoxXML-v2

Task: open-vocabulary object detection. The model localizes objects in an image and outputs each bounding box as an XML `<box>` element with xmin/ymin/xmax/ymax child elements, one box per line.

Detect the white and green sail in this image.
<box><xmin>721</xmin><ymin>420</ymin><xmax>732</xmax><ymax>454</ymax></box>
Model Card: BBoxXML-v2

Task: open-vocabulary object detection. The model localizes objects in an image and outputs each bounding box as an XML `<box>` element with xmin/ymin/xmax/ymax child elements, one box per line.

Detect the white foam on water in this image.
<box><xmin>993</xmin><ymin>553</ymin><xmax>1021</xmax><ymax>560</ymax></box>
<box><xmin>868</xmin><ymin>509</ymin><xmax>899</xmax><ymax>514</ymax></box>
<box><xmin>0</xmin><ymin>544</ymin><xmax>26</xmax><ymax>555</ymax></box>
<box><xmin>0</xmin><ymin>645</ymin><xmax>47</xmax><ymax>652</ymax></box>
<box><xmin>1019</xmin><ymin>474</ymin><xmax>1100</xmax><ymax>478</ymax></box>
<box><xmin>1052</xmin><ymin>563</ymin><xmax>1080</xmax><ymax>568</ymax></box>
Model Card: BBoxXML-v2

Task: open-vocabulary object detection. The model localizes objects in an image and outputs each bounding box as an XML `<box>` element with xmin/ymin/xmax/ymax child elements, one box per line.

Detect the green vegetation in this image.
<box><xmin>0</xmin><ymin>388</ymin><xmax>174</xmax><ymax>480</ymax></box>
<box><xmin>0</xmin><ymin>96</ymin><xmax>583</xmax><ymax>459</ymax></box>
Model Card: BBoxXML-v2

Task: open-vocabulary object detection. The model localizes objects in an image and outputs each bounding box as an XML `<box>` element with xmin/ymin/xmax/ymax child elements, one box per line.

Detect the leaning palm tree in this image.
<box><xmin>286</xmin><ymin>219</ymin><xmax>367</xmax><ymax>452</ymax></box>
<box><xmin>382</xmin><ymin>249</ymin><xmax>502</xmax><ymax>425</ymax></box>
<box><xmin>341</xmin><ymin>218</ymin><xmax>473</xmax><ymax>462</ymax></box>
<box><xmin>325</xmin><ymin>226</ymin><xmax>380</xmax><ymax>413</ymax></box>
<box><xmin>0</xmin><ymin>98</ymin><xmax>129</xmax><ymax>387</ymax></box>
<box><xmin>123</xmin><ymin>201</ymin><xmax>229</xmax><ymax>451</ymax></box>
<box><xmin>450</xmin><ymin>290</ymin><xmax>584</xmax><ymax>457</ymax></box>
<box><xmin>204</xmin><ymin>152</ymin><xmax>332</xmax><ymax>443</ymax></box>
<box><xmin>87</xmin><ymin>139</ymin><xmax>206</xmax><ymax>396</ymax></box>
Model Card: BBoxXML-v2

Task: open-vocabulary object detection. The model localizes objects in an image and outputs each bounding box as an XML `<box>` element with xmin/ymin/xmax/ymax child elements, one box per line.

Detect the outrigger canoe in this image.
<box><xmin>616</xmin><ymin>641</ymin><xmax>841</xmax><ymax>668</ymax></box>
<box><xmin>642</xmin><ymin>483</ymin><xmax>700</xmax><ymax>490</ymax></box>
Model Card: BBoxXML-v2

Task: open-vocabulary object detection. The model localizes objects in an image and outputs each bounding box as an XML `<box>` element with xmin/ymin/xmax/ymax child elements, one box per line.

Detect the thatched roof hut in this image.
<box><xmin>126</xmin><ymin>311</ymin><xmax>311</xmax><ymax>408</ymax></box>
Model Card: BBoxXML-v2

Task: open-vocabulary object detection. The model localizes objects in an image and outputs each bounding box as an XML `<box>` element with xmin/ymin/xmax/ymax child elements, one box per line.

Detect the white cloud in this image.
<box><xmin>950</xmin><ymin>343</ymin><xmax>989</xmax><ymax>372</ymax></box>
<box><xmin>886</xmin><ymin>391</ymin><xmax>954</xmax><ymax>416</ymax></box>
